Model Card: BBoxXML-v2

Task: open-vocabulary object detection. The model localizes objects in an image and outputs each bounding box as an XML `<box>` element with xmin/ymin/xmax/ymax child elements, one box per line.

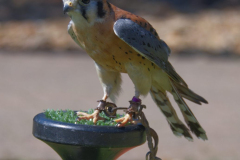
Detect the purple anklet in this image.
<box><xmin>132</xmin><ymin>96</ymin><xmax>141</xmax><ymax>103</ymax></box>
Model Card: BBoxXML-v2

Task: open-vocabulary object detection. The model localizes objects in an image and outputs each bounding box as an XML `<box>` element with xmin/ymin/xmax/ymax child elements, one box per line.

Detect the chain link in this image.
<box><xmin>102</xmin><ymin>101</ymin><xmax>161</xmax><ymax>160</ymax></box>
<box><xmin>137</xmin><ymin>109</ymin><xmax>161</xmax><ymax>160</ymax></box>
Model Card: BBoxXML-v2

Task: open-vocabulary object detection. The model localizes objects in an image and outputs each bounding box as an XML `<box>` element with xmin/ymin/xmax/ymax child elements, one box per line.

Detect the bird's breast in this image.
<box><xmin>73</xmin><ymin>21</ymin><xmax>158</xmax><ymax>74</ymax></box>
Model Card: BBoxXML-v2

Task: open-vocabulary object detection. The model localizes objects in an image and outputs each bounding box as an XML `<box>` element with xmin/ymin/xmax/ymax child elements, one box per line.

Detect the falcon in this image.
<box><xmin>62</xmin><ymin>0</ymin><xmax>208</xmax><ymax>141</ymax></box>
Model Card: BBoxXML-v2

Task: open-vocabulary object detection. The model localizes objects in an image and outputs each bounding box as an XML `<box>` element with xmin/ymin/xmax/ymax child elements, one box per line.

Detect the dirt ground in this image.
<box><xmin>0</xmin><ymin>52</ymin><xmax>239</xmax><ymax>160</ymax></box>
<box><xmin>1</xmin><ymin>9</ymin><xmax>240</xmax><ymax>55</ymax></box>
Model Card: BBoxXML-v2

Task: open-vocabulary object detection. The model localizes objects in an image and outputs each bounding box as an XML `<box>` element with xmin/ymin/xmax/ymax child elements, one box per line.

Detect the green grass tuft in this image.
<box><xmin>44</xmin><ymin>109</ymin><xmax>131</xmax><ymax>126</ymax></box>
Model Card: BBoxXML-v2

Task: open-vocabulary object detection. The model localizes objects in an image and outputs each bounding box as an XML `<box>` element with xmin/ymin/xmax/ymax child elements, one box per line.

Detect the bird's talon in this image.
<box><xmin>76</xmin><ymin>110</ymin><xmax>105</xmax><ymax>124</ymax></box>
<box><xmin>114</xmin><ymin>113</ymin><xmax>133</xmax><ymax>127</ymax></box>
<box><xmin>115</xmin><ymin>122</ymin><xmax>122</xmax><ymax>127</ymax></box>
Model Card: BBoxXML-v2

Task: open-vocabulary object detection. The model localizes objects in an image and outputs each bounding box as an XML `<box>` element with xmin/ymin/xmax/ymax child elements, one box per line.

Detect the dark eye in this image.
<box><xmin>82</xmin><ymin>0</ymin><xmax>90</xmax><ymax>4</ymax></box>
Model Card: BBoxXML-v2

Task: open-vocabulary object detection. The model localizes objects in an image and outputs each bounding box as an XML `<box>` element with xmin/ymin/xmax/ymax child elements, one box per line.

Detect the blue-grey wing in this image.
<box><xmin>114</xmin><ymin>19</ymin><xmax>170</xmax><ymax>64</ymax></box>
<box><xmin>113</xmin><ymin>19</ymin><xmax>187</xmax><ymax>86</ymax></box>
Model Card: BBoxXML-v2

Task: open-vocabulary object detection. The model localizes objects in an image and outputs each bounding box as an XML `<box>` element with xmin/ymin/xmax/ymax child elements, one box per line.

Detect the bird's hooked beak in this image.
<box><xmin>63</xmin><ymin>1</ymin><xmax>74</xmax><ymax>14</ymax></box>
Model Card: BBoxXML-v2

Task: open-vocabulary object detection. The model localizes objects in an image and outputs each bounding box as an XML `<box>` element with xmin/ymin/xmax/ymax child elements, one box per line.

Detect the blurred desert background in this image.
<box><xmin>0</xmin><ymin>0</ymin><xmax>240</xmax><ymax>160</ymax></box>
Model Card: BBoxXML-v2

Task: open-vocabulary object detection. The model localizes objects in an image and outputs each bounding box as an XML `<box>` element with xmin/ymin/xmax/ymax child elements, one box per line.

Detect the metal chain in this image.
<box><xmin>137</xmin><ymin>109</ymin><xmax>162</xmax><ymax>160</ymax></box>
<box><xmin>101</xmin><ymin>101</ymin><xmax>161</xmax><ymax>160</ymax></box>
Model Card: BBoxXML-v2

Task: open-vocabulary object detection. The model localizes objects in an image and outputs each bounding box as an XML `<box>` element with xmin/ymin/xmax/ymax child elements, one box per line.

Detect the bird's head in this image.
<box><xmin>63</xmin><ymin>0</ymin><xmax>110</xmax><ymax>24</ymax></box>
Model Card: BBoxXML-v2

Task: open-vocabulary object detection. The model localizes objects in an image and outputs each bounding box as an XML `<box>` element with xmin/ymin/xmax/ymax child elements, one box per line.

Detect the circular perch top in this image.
<box><xmin>33</xmin><ymin>112</ymin><xmax>146</xmax><ymax>148</ymax></box>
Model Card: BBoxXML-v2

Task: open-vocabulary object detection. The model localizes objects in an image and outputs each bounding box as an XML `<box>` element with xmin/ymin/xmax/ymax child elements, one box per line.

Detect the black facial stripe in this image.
<box><xmin>97</xmin><ymin>1</ymin><xmax>106</xmax><ymax>18</ymax></box>
<box><xmin>81</xmin><ymin>7</ymin><xmax>88</xmax><ymax>20</ymax></box>
<box><xmin>107</xmin><ymin>1</ymin><xmax>112</xmax><ymax>12</ymax></box>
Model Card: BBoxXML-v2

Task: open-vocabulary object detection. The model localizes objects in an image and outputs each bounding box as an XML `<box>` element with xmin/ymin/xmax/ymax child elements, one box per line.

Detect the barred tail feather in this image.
<box><xmin>150</xmin><ymin>86</ymin><xmax>193</xmax><ymax>141</ymax></box>
<box><xmin>170</xmin><ymin>80</ymin><xmax>208</xmax><ymax>140</ymax></box>
<box><xmin>172</xmin><ymin>81</ymin><xmax>208</xmax><ymax>105</ymax></box>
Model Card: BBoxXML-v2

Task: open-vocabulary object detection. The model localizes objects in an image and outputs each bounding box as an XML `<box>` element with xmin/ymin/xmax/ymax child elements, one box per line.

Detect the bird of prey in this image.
<box><xmin>62</xmin><ymin>0</ymin><xmax>208</xmax><ymax>141</ymax></box>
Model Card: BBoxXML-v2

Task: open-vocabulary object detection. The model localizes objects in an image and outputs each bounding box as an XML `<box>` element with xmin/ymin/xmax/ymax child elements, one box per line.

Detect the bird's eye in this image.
<box><xmin>82</xmin><ymin>0</ymin><xmax>90</xmax><ymax>4</ymax></box>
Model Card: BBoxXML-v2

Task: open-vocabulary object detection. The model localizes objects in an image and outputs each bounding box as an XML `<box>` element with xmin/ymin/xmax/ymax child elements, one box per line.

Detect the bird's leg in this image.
<box><xmin>77</xmin><ymin>95</ymin><xmax>108</xmax><ymax>124</ymax></box>
<box><xmin>77</xmin><ymin>63</ymin><xmax>122</xmax><ymax>124</ymax></box>
<box><xmin>115</xmin><ymin>96</ymin><xmax>142</xmax><ymax>127</ymax></box>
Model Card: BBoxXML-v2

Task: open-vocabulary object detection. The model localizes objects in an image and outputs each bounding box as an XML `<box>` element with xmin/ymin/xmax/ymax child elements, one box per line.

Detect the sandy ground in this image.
<box><xmin>1</xmin><ymin>9</ymin><xmax>240</xmax><ymax>55</ymax></box>
<box><xmin>0</xmin><ymin>52</ymin><xmax>239</xmax><ymax>160</ymax></box>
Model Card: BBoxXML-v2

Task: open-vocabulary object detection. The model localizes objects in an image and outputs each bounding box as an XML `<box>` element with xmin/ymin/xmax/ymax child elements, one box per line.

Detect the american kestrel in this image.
<box><xmin>62</xmin><ymin>0</ymin><xmax>208</xmax><ymax>141</ymax></box>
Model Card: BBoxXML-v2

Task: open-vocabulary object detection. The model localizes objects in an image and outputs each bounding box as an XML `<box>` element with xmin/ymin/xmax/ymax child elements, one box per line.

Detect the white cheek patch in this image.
<box><xmin>86</xmin><ymin>1</ymin><xmax>98</xmax><ymax>24</ymax></box>
<box><xmin>86</xmin><ymin>1</ymin><xmax>105</xmax><ymax>24</ymax></box>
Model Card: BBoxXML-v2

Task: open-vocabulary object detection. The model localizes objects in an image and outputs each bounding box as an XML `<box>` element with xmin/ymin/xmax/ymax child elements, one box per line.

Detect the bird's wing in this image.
<box><xmin>68</xmin><ymin>21</ymin><xmax>84</xmax><ymax>49</ymax></box>
<box><xmin>113</xmin><ymin>19</ymin><xmax>187</xmax><ymax>87</ymax></box>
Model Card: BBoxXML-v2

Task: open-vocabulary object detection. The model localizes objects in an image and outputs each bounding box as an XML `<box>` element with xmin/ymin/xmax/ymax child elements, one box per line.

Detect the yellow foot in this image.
<box><xmin>77</xmin><ymin>110</ymin><xmax>105</xmax><ymax>124</ymax></box>
<box><xmin>114</xmin><ymin>113</ymin><xmax>135</xmax><ymax>127</ymax></box>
